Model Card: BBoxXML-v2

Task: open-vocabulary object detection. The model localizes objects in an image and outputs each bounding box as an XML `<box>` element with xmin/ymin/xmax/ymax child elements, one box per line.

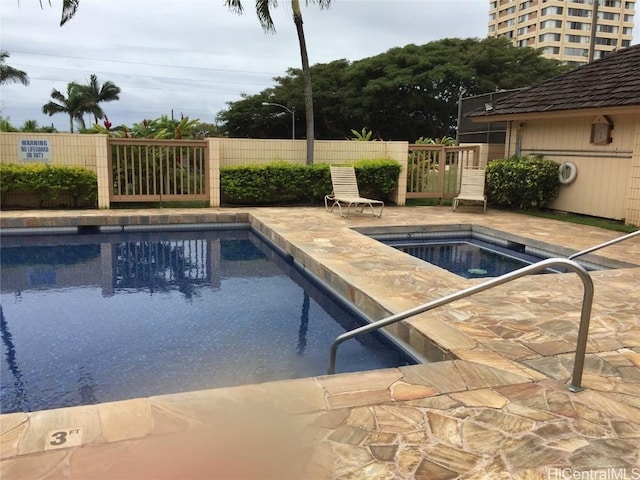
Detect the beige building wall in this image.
<box><xmin>504</xmin><ymin>112</ymin><xmax>638</xmax><ymax>223</ymax></box>
<box><xmin>488</xmin><ymin>0</ymin><xmax>635</xmax><ymax>66</ymax></box>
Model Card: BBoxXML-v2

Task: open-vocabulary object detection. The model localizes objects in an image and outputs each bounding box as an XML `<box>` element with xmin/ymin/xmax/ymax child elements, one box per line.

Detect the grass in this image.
<box><xmin>509</xmin><ymin>208</ymin><xmax>637</xmax><ymax>233</ymax></box>
<box><xmin>405</xmin><ymin>198</ymin><xmax>637</xmax><ymax>233</ymax></box>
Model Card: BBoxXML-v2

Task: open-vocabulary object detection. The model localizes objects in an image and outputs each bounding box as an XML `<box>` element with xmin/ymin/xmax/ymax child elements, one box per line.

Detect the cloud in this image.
<box><xmin>3</xmin><ymin>0</ymin><xmax>631</xmax><ymax>131</ymax></box>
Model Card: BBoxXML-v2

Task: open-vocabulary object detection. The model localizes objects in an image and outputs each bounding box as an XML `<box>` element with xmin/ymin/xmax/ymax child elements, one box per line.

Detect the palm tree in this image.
<box><xmin>225</xmin><ymin>0</ymin><xmax>330</xmax><ymax>165</ymax></box>
<box><xmin>0</xmin><ymin>50</ymin><xmax>29</xmax><ymax>86</ymax></box>
<box><xmin>81</xmin><ymin>74</ymin><xmax>121</xmax><ymax>124</ymax></box>
<box><xmin>42</xmin><ymin>83</ymin><xmax>96</xmax><ymax>133</ymax></box>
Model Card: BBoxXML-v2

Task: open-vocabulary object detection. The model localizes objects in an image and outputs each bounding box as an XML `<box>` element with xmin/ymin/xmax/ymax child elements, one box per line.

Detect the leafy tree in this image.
<box><xmin>42</xmin><ymin>82</ymin><xmax>97</xmax><ymax>133</ymax></box>
<box><xmin>79</xmin><ymin>74</ymin><xmax>121</xmax><ymax>124</ymax></box>
<box><xmin>225</xmin><ymin>0</ymin><xmax>331</xmax><ymax>165</ymax></box>
<box><xmin>19</xmin><ymin>119</ymin><xmax>56</xmax><ymax>133</ymax></box>
<box><xmin>218</xmin><ymin>38</ymin><xmax>570</xmax><ymax>141</ymax></box>
<box><xmin>0</xmin><ymin>116</ymin><xmax>18</xmax><ymax>132</ymax></box>
<box><xmin>0</xmin><ymin>50</ymin><xmax>29</xmax><ymax>86</ymax></box>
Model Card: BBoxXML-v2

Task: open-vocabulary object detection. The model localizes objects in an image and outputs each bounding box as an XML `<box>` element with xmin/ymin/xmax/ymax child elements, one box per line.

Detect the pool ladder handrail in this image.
<box><xmin>327</xmin><ymin>258</ymin><xmax>594</xmax><ymax>393</ymax></box>
<box><xmin>568</xmin><ymin>230</ymin><xmax>640</xmax><ymax>261</ymax></box>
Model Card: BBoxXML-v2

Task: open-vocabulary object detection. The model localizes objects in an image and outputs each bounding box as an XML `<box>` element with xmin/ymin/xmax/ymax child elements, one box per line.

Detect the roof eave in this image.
<box><xmin>469</xmin><ymin>105</ymin><xmax>640</xmax><ymax>122</ymax></box>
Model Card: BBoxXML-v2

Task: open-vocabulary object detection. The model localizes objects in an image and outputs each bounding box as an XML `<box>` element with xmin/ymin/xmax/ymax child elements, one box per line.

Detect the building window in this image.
<box><xmin>517</xmin><ymin>26</ymin><xmax>528</xmax><ymax>35</ymax></box>
<box><xmin>623</xmin><ymin>26</ymin><xmax>633</xmax><ymax>34</ymax></box>
<box><xmin>518</xmin><ymin>13</ymin><xmax>529</xmax><ymax>22</ymax></box>
<box><xmin>598</xmin><ymin>24</ymin><xmax>619</xmax><ymax>32</ymax></box>
<box><xmin>564</xmin><ymin>47</ymin><xmax>589</xmax><ymax>56</ymax></box>
<box><xmin>490</xmin><ymin>1</ymin><xmax>498</xmax><ymax>9</ymax></box>
<box><xmin>621</xmin><ymin>39</ymin><xmax>631</xmax><ymax>47</ymax></box>
<box><xmin>603</xmin><ymin>0</ymin><xmax>622</xmax><ymax>6</ymax></box>
<box><xmin>625</xmin><ymin>2</ymin><xmax>635</xmax><ymax>9</ymax></box>
<box><xmin>503</xmin><ymin>5</ymin><xmax>517</xmax><ymax>14</ymax></box>
<box><xmin>566</xmin><ymin>34</ymin><xmax>590</xmax><ymax>43</ymax></box>
<box><xmin>599</xmin><ymin>11</ymin><xmax>620</xmax><ymax>20</ymax></box>
<box><xmin>539</xmin><ymin>33</ymin><xmax>562</xmax><ymax>41</ymax></box>
<box><xmin>595</xmin><ymin>37</ymin><xmax>618</xmax><ymax>46</ymax></box>
<box><xmin>568</xmin><ymin>21</ymin><xmax>590</xmax><ymax>30</ymax></box>
<box><xmin>542</xmin><ymin>6</ymin><xmax>563</xmax><ymax>15</ymax></box>
<box><xmin>569</xmin><ymin>0</ymin><xmax>589</xmax><ymax>3</ymax></box>
<box><xmin>542</xmin><ymin>46</ymin><xmax>561</xmax><ymax>54</ymax></box>
<box><xmin>517</xmin><ymin>39</ymin><xmax>529</xmax><ymax>47</ymax></box>
<box><xmin>540</xmin><ymin>19</ymin><xmax>563</xmax><ymax>28</ymax></box>
<box><xmin>568</xmin><ymin>8</ymin><xmax>591</xmax><ymax>16</ymax></box>
<box><xmin>624</xmin><ymin>14</ymin><xmax>634</xmax><ymax>21</ymax></box>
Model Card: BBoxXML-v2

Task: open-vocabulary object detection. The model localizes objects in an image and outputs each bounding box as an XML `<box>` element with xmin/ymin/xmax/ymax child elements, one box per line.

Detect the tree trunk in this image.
<box><xmin>292</xmin><ymin>0</ymin><xmax>314</xmax><ymax>165</ymax></box>
<box><xmin>68</xmin><ymin>114</ymin><xmax>74</xmax><ymax>133</ymax></box>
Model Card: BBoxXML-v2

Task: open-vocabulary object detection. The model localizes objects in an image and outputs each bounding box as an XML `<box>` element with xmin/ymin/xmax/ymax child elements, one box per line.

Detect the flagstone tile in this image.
<box><xmin>327</xmin><ymin>389</ymin><xmax>392</xmax><ymax>410</ymax></box>
<box><xmin>453</xmin><ymin>351</ymin><xmax>548</xmax><ymax>382</ymax></box>
<box><xmin>395</xmin><ymin>445</ymin><xmax>424</xmax><ymax>477</ymax></box>
<box><xmin>344</xmin><ymin>407</ymin><xmax>376</xmax><ymax>429</ymax></box>
<box><xmin>96</xmin><ymin>398</ymin><xmax>151</xmax><ymax>443</ymax></box>
<box><xmin>390</xmin><ymin>381</ymin><xmax>438</xmax><ymax>401</ymax></box>
<box><xmin>372</xmin><ymin>405</ymin><xmax>424</xmax><ymax>433</ymax></box>
<box><xmin>0</xmin><ymin>413</ymin><xmax>29</xmax><ymax>436</ymax></box>
<box><xmin>461</xmin><ymin>421</ymin><xmax>507</xmax><ymax>454</ymax></box>
<box><xmin>453</xmin><ymin>360</ymin><xmax>534</xmax><ymax>389</ymax></box>
<box><xmin>328</xmin><ymin>425</ymin><xmax>369</xmax><ymax>445</ymax></box>
<box><xmin>19</xmin><ymin>405</ymin><xmax>102</xmax><ymax>456</ymax></box>
<box><xmin>0</xmin><ymin>449</ymin><xmax>68</xmax><ymax>480</ymax></box>
<box><xmin>421</xmin><ymin>443</ymin><xmax>483</xmax><ymax>474</ymax></box>
<box><xmin>501</xmin><ymin>435</ymin><xmax>566</xmax><ymax>472</ymax></box>
<box><xmin>399</xmin><ymin>362</ymin><xmax>467</xmax><ymax>393</ymax></box>
<box><xmin>450</xmin><ymin>388</ymin><xmax>509</xmax><ymax>408</ymax></box>
<box><xmin>1</xmin><ymin>416</ymin><xmax>29</xmax><ymax>460</ymax></box>
<box><xmin>317</xmin><ymin>369</ymin><xmax>403</xmax><ymax>395</ymax></box>
<box><xmin>473</xmin><ymin>409</ymin><xmax>536</xmax><ymax>435</ymax></box>
<box><xmin>414</xmin><ymin>458</ymin><xmax>458</xmax><ymax>480</ymax></box>
<box><xmin>426</xmin><ymin>412</ymin><xmax>463</xmax><ymax>448</ymax></box>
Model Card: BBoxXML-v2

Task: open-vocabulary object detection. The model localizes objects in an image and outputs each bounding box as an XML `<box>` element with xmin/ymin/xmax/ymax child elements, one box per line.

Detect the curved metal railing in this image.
<box><xmin>568</xmin><ymin>230</ymin><xmax>640</xmax><ymax>261</ymax></box>
<box><xmin>327</xmin><ymin>258</ymin><xmax>594</xmax><ymax>393</ymax></box>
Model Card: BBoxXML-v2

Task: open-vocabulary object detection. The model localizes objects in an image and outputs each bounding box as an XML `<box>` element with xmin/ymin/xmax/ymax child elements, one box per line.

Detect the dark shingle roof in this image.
<box><xmin>470</xmin><ymin>45</ymin><xmax>640</xmax><ymax>117</ymax></box>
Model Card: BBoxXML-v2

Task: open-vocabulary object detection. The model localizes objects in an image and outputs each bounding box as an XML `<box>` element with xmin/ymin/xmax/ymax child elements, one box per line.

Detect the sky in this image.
<box><xmin>0</xmin><ymin>0</ymin><xmax>637</xmax><ymax>132</ymax></box>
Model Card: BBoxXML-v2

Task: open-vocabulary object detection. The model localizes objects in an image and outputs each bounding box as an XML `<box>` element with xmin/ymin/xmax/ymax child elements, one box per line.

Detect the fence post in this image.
<box><xmin>96</xmin><ymin>135</ymin><xmax>110</xmax><ymax>209</ymax></box>
<box><xmin>207</xmin><ymin>138</ymin><xmax>220</xmax><ymax>207</ymax></box>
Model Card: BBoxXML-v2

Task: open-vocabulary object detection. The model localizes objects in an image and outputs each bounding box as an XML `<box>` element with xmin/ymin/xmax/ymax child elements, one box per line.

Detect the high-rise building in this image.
<box><xmin>488</xmin><ymin>0</ymin><xmax>635</xmax><ymax>66</ymax></box>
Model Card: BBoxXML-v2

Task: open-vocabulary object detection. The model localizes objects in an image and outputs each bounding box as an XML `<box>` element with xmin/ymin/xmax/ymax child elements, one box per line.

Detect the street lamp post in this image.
<box><xmin>261</xmin><ymin>102</ymin><xmax>295</xmax><ymax>140</ymax></box>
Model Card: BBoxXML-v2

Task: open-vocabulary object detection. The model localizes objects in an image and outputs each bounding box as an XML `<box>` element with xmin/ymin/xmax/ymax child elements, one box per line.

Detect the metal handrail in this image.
<box><xmin>327</xmin><ymin>258</ymin><xmax>594</xmax><ymax>393</ymax></box>
<box><xmin>568</xmin><ymin>230</ymin><xmax>640</xmax><ymax>261</ymax></box>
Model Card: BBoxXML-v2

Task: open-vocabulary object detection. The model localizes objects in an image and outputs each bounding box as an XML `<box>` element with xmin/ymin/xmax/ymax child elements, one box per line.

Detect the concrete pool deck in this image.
<box><xmin>1</xmin><ymin>206</ymin><xmax>639</xmax><ymax>479</ymax></box>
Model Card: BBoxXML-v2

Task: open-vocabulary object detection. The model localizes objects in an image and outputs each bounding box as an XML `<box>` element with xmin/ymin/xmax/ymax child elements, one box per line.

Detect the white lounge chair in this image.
<box><xmin>325</xmin><ymin>165</ymin><xmax>384</xmax><ymax>218</ymax></box>
<box><xmin>453</xmin><ymin>168</ymin><xmax>487</xmax><ymax>213</ymax></box>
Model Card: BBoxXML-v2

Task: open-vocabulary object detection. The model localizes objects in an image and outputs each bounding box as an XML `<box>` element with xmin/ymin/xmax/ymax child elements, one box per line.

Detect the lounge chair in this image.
<box><xmin>325</xmin><ymin>165</ymin><xmax>384</xmax><ymax>218</ymax></box>
<box><xmin>453</xmin><ymin>168</ymin><xmax>487</xmax><ymax>213</ymax></box>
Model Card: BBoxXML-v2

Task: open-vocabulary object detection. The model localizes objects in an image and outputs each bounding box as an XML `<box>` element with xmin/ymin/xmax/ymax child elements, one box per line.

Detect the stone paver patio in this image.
<box><xmin>1</xmin><ymin>206</ymin><xmax>639</xmax><ymax>479</ymax></box>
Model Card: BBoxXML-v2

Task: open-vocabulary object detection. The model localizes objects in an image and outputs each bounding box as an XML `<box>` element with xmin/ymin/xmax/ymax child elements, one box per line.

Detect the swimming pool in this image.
<box><xmin>0</xmin><ymin>227</ymin><xmax>415</xmax><ymax>413</ymax></box>
<box><xmin>361</xmin><ymin>225</ymin><xmax>629</xmax><ymax>279</ymax></box>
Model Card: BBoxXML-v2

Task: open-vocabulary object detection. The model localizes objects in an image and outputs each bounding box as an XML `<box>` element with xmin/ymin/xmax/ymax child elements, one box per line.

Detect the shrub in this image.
<box><xmin>485</xmin><ymin>156</ymin><xmax>560</xmax><ymax>210</ymax></box>
<box><xmin>221</xmin><ymin>158</ymin><xmax>400</xmax><ymax>205</ymax></box>
<box><xmin>0</xmin><ymin>163</ymin><xmax>98</xmax><ymax>208</ymax></box>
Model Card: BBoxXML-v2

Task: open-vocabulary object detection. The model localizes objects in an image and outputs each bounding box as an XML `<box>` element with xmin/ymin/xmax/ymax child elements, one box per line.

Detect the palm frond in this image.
<box><xmin>60</xmin><ymin>0</ymin><xmax>79</xmax><ymax>26</ymax></box>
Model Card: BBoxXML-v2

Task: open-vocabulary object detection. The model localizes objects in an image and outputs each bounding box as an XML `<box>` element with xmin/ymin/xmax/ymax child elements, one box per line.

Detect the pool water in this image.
<box><xmin>0</xmin><ymin>228</ymin><xmax>413</xmax><ymax>413</ymax></box>
<box><xmin>386</xmin><ymin>238</ymin><xmax>559</xmax><ymax>279</ymax></box>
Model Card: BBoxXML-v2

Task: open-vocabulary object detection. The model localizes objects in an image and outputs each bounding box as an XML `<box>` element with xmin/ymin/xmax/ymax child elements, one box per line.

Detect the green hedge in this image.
<box><xmin>0</xmin><ymin>163</ymin><xmax>98</xmax><ymax>208</ymax></box>
<box><xmin>485</xmin><ymin>156</ymin><xmax>560</xmax><ymax>210</ymax></box>
<box><xmin>220</xmin><ymin>159</ymin><xmax>401</xmax><ymax>205</ymax></box>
